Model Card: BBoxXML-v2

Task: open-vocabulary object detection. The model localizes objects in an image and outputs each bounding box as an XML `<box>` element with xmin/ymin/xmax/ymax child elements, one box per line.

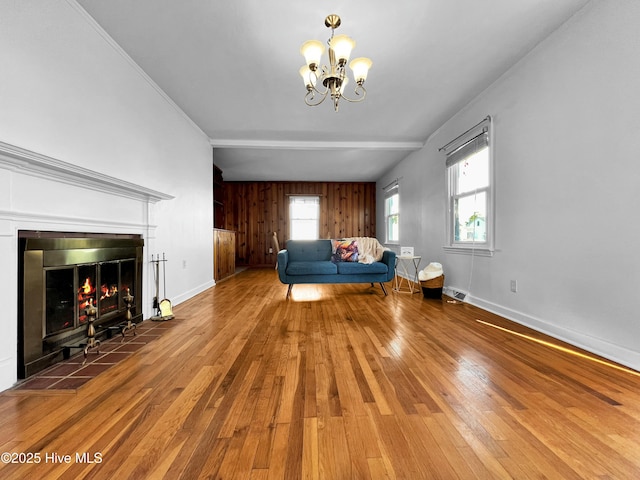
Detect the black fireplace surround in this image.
<box><xmin>18</xmin><ymin>232</ymin><xmax>144</xmax><ymax>379</ymax></box>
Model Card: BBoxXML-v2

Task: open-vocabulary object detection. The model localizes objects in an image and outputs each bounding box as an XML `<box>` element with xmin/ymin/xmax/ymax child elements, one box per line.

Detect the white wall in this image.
<box><xmin>0</xmin><ymin>0</ymin><xmax>214</xmax><ymax>390</ymax></box>
<box><xmin>378</xmin><ymin>0</ymin><xmax>640</xmax><ymax>370</ymax></box>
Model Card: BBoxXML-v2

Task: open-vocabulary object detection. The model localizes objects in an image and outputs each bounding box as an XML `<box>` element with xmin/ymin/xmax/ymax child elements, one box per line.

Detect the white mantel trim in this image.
<box><xmin>0</xmin><ymin>141</ymin><xmax>174</xmax><ymax>204</ymax></box>
<box><xmin>0</xmin><ymin>208</ymin><xmax>157</xmax><ymax>233</ymax></box>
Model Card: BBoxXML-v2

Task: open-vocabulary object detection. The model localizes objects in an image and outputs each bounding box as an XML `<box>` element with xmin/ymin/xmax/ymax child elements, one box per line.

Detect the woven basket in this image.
<box><xmin>420</xmin><ymin>274</ymin><xmax>444</xmax><ymax>299</ymax></box>
<box><xmin>420</xmin><ymin>274</ymin><xmax>444</xmax><ymax>289</ymax></box>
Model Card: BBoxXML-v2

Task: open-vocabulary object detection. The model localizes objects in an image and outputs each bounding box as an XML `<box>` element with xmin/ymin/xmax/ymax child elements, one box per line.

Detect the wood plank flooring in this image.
<box><xmin>1</xmin><ymin>268</ymin><xmax>639</xmax><ymax>479</ymax></box>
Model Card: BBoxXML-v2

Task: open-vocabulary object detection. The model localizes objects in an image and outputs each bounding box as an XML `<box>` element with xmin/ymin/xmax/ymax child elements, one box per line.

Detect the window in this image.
<box><xmin>384</xmin><ymin>186</ymin><xmax>399</xmax><ymax>243</ymax></box>
<box><xmin>444</xmin><ymin>119</ymin><xmax>493</xmax><ymax>254</ymax></box>
<box><xmin>289</xmin><ymin>196</ymin><xmax>320</xmax><ymax>240</ymax></box>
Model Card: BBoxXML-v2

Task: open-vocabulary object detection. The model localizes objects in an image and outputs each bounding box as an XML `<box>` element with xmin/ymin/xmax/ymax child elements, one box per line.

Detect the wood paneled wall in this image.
<box><xmin>213</xmin><ymin>228</ymin><xmax>235</xmax><ymax>281</ymax></box>
<box><xmin>221</xmin><ymin>182</ymin><xmax>377</xmax><ymax>266</ymax></box>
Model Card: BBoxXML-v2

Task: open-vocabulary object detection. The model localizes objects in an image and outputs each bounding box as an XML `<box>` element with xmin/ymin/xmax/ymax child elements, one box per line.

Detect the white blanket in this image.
<box><xmin>418</xmin><ymin>262</ymin><xmax>443</xmax><ymax>281</ymax></box>
<box><xmin>346</xmin><ymin>237</ymin><xmax>387</xmax><ymax>264</ymax></box>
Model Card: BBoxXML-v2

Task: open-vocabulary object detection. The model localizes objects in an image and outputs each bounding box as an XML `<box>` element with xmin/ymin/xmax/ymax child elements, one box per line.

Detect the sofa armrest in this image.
<box><xmin>381</xmin><ymin>250</ymin><xmax>397</xmax><ymax>281</ymax></box>
<box><xmin>277</xmin><ymin>249</ymin><xmax>289</xmax><ymax>282</ymax></box>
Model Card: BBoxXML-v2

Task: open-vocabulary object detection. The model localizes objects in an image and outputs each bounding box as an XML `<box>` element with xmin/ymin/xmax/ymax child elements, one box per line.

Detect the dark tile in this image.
<box><xmin>119</xmin><ymin>332</ymin><xmax>139</xmax><ymax>342</ymax></box>
<box><xmin>73</xmin><ymin>363</ymin><xmax>113</xmax><ymax>377</ymax></box>
<box><xmin>82</xmin><ymin>350</ymin><xmax>104</xmax><ymax>364</ymax></box>
<box><xmin>38</xmin><ymin>362</ymin><xmax>83</xmax><ymax>377</ymax></box>
<box><xmin>96</xmin><ymin>342</ymin><xmax>122</xmax><ymax>352</ymax></box>
<box><xmin>149</xmin><ymin>321</ymin><xmax>176</xmax><ymax>330</ymax></box>
<box><xmin>133</xmin><ymin>324</ymin><xmax>155</xmax><ymax>332</ymax></box>
<box><xmin>136</xmin><ymin>334</ymin><xmax>161</xmax><ymax>341</ymax></box>
<box><xmin>95</xmin><ymin>352</ymin><xmax>131</xmax><ymax>364</ymax></box>
<box><xmin>63</xmin><ymin>351</ymin><xmax>85</xmax><ymax>363</ymax></box>
<box><xmin>53</xmin><ymin>376</ymin><xmax>92</xmax><ymax>389</ymax></box>
<box><xmin>16</xmin><ymin>317</ymin><xmax>168</xmax><ymax>390</ymax></box>
<box><xmin>114</xmin><ymin>342</ymin><xmax>146</xmax><ymax>353</ymax></box>
<box><xmin>15</xmin><ymin>376</ymin><xmax>64</xmax><ymax>390</ymax></box>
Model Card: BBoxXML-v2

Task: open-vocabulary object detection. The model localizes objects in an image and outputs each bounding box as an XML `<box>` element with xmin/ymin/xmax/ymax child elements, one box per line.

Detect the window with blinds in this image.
<box><xmin>384</xmin><ymin>186</ymin><xmax>399</xmax><ymax>244</ymax></box>
<box><xmin>443</xmin><ymin>118</ymin><xmax>493</xmax><ymax>253</ymax></box>
<box><xmin>289</xmin><ymin>196</ymin><xmax>320</xmax><ymax>240</ymax></box>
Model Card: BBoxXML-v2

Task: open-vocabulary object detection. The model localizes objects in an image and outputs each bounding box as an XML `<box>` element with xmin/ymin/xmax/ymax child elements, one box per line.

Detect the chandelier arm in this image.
<box><xmin>307</xmin><ymin>69</ymin><xmax>332</xmax><ymax>97</ymax></box>
<box><xmin>309</xmin><ymin>82</ymin><xmax>330</xmax><ymax>97</ymax></box>
<box><xmin>338</xmin><ymin>84</ymin><xmax>367</xmax><ymax>103</ymax></box>
<box><xmin>304</xmin><ymin>89</ymin><xmax>329</xmax><ymax>107</ymax></box>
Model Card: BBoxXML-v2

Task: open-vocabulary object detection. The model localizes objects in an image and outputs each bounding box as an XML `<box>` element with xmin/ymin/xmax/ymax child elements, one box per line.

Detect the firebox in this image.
<box><xmin>18</xmin><ymin>232</ymin><xmax>144</xmax><ymax>379</ymax></box>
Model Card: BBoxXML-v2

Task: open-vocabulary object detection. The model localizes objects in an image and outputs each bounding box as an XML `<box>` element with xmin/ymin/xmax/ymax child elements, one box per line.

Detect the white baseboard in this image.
<box><xmin>0</xmin><ymin>357</ymin><xmax>16</xmax><ymax>393</ymax></box>
<box><xmin>443</xmin><ymin>286</ymin><xmax>467</xmax><ymax>301</ymax></box>
<box><xmin>459</xmin><ymin>292</ymin><xmax>640</xmax><ymax>372</ymax></box>
<box><xmin>171</xmin><ymin>280</ymin><xmax>216</xmax><ymax>307</ymax></box>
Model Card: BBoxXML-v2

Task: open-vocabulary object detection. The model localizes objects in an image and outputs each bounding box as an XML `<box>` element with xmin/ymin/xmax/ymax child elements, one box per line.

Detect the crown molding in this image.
<box><xmin>0</xmin><ymin>141</ymin><xmax>174</xmax><ymax>204</ymax></box>
<box><xmin>209</xmin><ymin>139</ymin><xmax>424</xmax><ymax>151</ymax></box>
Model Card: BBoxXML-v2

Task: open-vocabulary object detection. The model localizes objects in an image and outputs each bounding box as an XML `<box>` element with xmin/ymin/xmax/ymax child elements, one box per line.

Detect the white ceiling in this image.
<box><xmin>76</xmin><ymin>0</ymin><xmax>590</xmax><ymax>182</ymax></box>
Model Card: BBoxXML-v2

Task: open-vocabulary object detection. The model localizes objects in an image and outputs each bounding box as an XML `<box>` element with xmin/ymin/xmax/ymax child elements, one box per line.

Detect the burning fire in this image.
<box><xmin>80</xmin><ymin>277</ymin><xmax>94</xmax><ymax>295</ymax></box>
<box><xmin>100</xmin><ymin>284</ymin><xmax>118</xmax><ymax>300</ymax></box>
<box><xmin>78</xmin><ymin>277</ymin><xmax>97</xmax><ymax>323</ymax></box>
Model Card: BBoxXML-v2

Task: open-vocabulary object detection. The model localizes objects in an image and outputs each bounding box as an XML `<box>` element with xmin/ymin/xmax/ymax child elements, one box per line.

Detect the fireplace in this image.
<box><xmin>18</xmin><ymin>232</ymin><xmax>144</xmax><ymax>378</ymax></box>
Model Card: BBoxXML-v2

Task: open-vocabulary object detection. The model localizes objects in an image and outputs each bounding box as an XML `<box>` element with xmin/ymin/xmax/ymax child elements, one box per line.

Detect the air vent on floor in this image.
<box><xmin>452</xmin><ymin>290</ymin><xmax>466</xmax><ymax>301</ymax></box>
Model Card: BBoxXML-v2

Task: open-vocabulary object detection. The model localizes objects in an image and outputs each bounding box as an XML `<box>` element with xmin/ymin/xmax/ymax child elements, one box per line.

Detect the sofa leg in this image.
<box><xmin>286</xmin><ymin>284</ymin><xmax>293</xmax><ymax>300</ymax></box>
<box><xmin>379</xmin><ymin>282</ymin><xmax>388</xmax><ymax>296</ymax></box>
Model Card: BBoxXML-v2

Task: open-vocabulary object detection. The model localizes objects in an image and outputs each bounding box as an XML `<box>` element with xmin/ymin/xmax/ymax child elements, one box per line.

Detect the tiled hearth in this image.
<box><xmin>12</xmin><ymin>320</ymin><xmax>175</xmax><ymax>391</ymax></box>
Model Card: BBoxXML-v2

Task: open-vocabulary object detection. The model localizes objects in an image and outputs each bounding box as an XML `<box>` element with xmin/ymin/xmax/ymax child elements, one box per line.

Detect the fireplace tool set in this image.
<box><xmin>151</xmin><ymin>253</ymin><xmax>174</xmax><ymax>321</ymax></box>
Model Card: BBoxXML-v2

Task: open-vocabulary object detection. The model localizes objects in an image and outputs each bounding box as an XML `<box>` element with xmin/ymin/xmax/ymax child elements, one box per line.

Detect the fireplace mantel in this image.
<box><xmin>0</xmin><ymin>141</ymin><xmax>174</xmax><ymax>204</ymax></box>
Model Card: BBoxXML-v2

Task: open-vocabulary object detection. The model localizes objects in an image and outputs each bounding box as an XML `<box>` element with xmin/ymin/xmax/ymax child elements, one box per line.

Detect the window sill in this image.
<box><xmin>443</xmin><ymin>246</ymin><xmax>494</xmax><ymax>257</ymax></box>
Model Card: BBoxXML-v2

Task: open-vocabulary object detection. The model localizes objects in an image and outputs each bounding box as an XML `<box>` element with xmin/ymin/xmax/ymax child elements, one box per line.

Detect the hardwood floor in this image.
<box><xmin>1</xmin><ymin>268</ymin><xmax>639</xmax><ymax>479</ymax></box>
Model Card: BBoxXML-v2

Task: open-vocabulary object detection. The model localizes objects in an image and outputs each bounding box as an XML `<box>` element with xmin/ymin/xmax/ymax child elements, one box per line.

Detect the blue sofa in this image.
<box><xmin>277</xmin><ymin>239</ymin><xmax>396</xmax><ymax>299</ymax></box>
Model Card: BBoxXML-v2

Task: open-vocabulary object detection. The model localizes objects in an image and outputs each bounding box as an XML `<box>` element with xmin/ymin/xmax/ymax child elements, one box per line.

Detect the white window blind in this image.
<box><xmin>384</xmin><ymin>185</ymin><xmax>399</xmax><ymax>243</ymax></box>
<box><xmin>289</xmin><ymin>196</ymin><xmax>320</xmax><ymax>240</ymax></box>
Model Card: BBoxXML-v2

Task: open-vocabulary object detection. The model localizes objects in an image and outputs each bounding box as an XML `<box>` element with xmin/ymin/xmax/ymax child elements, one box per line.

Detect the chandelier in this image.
<box><xmin>299</xmin><ymin>14</ymin><xmax>372</xmax><ymax>112</ymax></box>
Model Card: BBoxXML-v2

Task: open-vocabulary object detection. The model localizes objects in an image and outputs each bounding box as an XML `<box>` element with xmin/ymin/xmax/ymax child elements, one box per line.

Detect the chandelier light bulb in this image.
<box><xmin>349</xmin><ymin>57</ymin><xmax>373</xmax><ymax>84</ymax></box>
<box><xmin>329</xmin><ymin>34</ymin><xmax>355</xmax><ymax>65</ymax></box>
<box><xmin>300</xmin><ymin>40</ymin><xmax>325</xmax><ymax>71</ymax></box>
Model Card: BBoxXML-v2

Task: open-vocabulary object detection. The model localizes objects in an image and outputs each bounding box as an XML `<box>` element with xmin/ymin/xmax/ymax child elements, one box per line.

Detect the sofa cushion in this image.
<box><xmin>286</xmin><ymin>261</ymin><xmax>338</xmax><ymax>276</ymax></box>
<box><xmin>336</xmin><ymin>261</ymin><xmax>388</xmax><ymax>275</ymax></box>
<box><xmin>286</xmin><ymin>240</ymin><xmax>332</xmax><ymax>262</ymax></box>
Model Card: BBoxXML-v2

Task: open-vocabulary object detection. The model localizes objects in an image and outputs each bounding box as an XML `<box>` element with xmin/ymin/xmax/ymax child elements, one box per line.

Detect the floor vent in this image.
<box><xmin>452</xmin><ymin>291</ymin><xmax>467</xmax><ymax>301</ymax></box>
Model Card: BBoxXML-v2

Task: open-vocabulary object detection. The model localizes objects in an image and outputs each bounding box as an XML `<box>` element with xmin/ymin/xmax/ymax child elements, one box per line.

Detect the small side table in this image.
<box><xmin>394</xmin><ymin>255</ymin><xmax>421</xmax><ymax>294</ymax></box>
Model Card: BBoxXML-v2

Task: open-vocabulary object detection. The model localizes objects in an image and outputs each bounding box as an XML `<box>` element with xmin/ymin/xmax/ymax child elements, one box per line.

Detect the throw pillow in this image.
<box><xmin>331</xmin><ymin>239</ymin><xmax>359</xmax><ymax>262</ymax></box>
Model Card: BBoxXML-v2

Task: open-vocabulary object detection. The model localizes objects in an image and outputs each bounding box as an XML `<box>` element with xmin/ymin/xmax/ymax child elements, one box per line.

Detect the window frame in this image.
<box><xmin>384</xmin><ymin>185</ymin><xmax>400</xmax><ymax>244</ymax></box>
<box><xmin>289</xmin><ymin>195</ymin><xmax>320</xmax><ymax>240</ymax></box>
<box><xmin>443</xmin><ymin>120</ymin><xmax>494</xmax><ymax>256</ymax></box>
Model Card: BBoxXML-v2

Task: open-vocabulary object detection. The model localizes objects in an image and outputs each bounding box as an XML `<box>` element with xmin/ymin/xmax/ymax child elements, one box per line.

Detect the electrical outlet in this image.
<box><xmin>510</xmin><ymin>279</ymin><xmax>518</xmax><ymax>293</ymax></box>
<box><xmin>269</xmin><ymin>247</ymin><xmax>273</xmax><ymax>254</ymax></box>
<box><xmin>182</xmin><ymin>260</ymin><xmax>187</xmax><ymax>269</ymax></box>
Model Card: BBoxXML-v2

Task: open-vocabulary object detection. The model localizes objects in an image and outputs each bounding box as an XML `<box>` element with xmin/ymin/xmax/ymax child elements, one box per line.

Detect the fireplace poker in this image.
<box><xmin>158</xmin><ymin>253</ymin><xmax>174</xmax><ymax>320</ymax></box>
<box><xmin>151</xmin><ymin>253</ymin><xmax>174</xmax><ymax>321</ymax></box>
